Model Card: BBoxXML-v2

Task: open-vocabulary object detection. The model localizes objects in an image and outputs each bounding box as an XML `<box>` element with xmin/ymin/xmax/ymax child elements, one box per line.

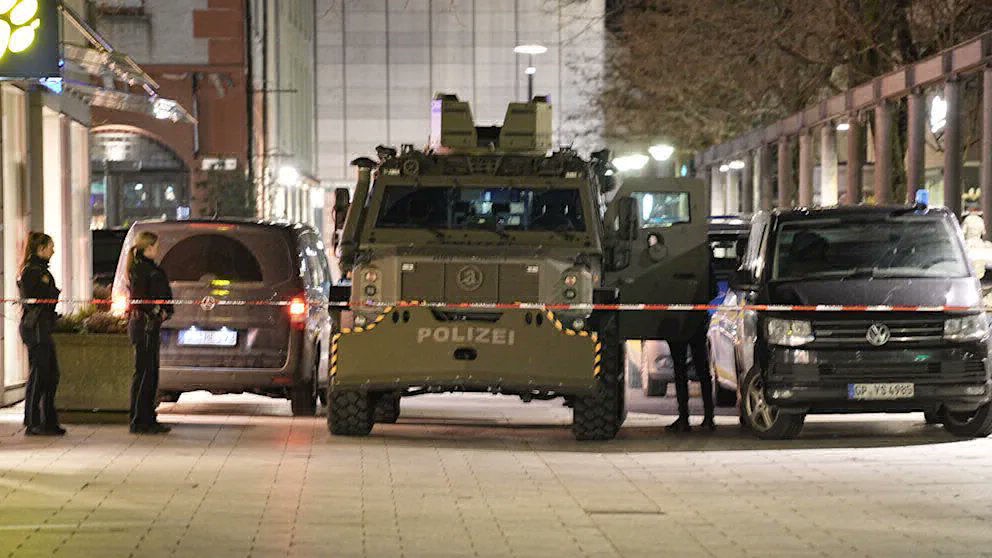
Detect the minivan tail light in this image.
<box><xmin>289</xmin><ymin>296</ymin><xmax>307</xmax><ymax>329</ymax></box>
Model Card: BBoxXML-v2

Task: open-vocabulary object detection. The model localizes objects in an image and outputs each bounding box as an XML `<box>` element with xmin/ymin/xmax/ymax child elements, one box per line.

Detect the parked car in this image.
<box><xmin>112</xmin><ymin>220</ymin><xmax>333</xmax><ymax>415</ymax></box>
<box><xmin>708</xmin><ymin>205</ymin><xmax>992</xmax><ymax>439</ymax></box>
<box><xmin>638</xmin><ymin>217</ymin><xmax>749</xmax><ymax>397</ymax></box>
<box><xmin>92</xmin><ymin>228</ymin><xmax>129</xmax><ymax>287</ymax></box>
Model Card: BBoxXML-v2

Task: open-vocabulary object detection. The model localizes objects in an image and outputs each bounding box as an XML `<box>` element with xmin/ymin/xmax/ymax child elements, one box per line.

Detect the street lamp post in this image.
<box><xmin>514</xmin><ymin>44</ymin><xmax>547</xmax><ymax>101</ymax></box>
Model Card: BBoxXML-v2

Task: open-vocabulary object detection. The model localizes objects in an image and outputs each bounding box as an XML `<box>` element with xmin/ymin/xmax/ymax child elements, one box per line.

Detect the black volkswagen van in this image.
<box><xmin>708</xmin><ymin>204</ymin><xmax>992</xmax><ymax>439</ymax></box>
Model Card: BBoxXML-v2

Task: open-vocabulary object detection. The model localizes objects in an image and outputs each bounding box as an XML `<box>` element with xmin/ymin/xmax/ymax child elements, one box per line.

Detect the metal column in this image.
<box><xmin>983</xmin><ymin>68</ymin><xmax>992</xmax><ymax>238</ymax></box>
<box><xmin>873</xmin><ymin>101</ymin><xmax>892</xmax><ymax>204</ymax></box>
<box><xmin>820</xmin><ymin>125</ymin><xmax>838</xmax><ymax>206</ymax></box>
<box><xmin>944</xmin><ymin>78</ymin><xmax>963</xmax><ymax>216</ymax></box>
<box><xmin>798</xmin><ymin>130</ymin><xmax>814</xmax><ymax>206</ymax></box>
<box><xmin>845</xmin><ymin>120</ymin><xmax>864</xmax><ymax>204</ymax></box>
<box><xmin>906</xmin><ymin>90</ymin><xmax>926</xmax><ymax>203</ymax></box>
<box><xmin>742</xmin><ymin>153</ymin><xmax>754</xmax><ymax>214</ymax></box>
<box><xmin>758</xmin><ymin>144</ymin><xmax>773</xmax><ymax>210</ymax></box>
<box><xmin>777</xmin><ymin>138</ymin><xmax>792</xmax><ymax>208</ymax></box>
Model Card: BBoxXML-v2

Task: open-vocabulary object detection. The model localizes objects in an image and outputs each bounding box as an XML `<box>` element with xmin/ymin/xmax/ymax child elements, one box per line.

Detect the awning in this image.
<box><xmin>54</xmin><ymin>3</ymin><xmax>196</xmax><ymax>124</ymax></box>
<box><xmin>64</xmin><ymin>81</ymin><xmax>195</xmax><ymax>123</ymax></box>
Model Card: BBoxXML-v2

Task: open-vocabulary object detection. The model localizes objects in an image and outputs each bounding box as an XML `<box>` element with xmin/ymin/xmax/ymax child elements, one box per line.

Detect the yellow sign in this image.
<box><xmin>0</xmin><ymin>0</ymin><xmax>57</xmax><ymax>79</ymax></box>
<box><xmin>0</xmin><ymin>0</ymin><xmax>40</xmax><ymax>60</ymax></box>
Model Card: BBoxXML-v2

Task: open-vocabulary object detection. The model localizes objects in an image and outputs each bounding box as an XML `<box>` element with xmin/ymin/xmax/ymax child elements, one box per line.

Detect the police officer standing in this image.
<box><xmin>666</xmin><ymin>260</ymin><xmax>718</xmax><ymax>433</ymax></box>
<box><xmin>18</xmin><ymin>232</ymin><xmax>66</xmax><ymax>436</ymax></box>
<box><xmin>127</xmin><ymin>231</ymin><xmax>174</xmax><ymax>434</ymax></box>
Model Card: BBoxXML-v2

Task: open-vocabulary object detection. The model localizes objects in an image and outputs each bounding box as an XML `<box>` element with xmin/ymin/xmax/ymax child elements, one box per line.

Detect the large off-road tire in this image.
<box><xmin>572</xmin><ymin>312</ymin><xmax>624</xmax><ymax>441</ymax></box>
<box><xmin>290</xmin><ymin>352</ymin><xmax>319</xmax><ymax>417</ymax></box>
<box><xmin>373</xmin><ymin>393</ymin><xmax>401</xmax><ymax>424</ymax></box>
<box><xmin>572</xmin><ymin>378</ymin><xmax>622</xmax><ymax>441</ymax></box>
<box><xmin>941</xmin><ymin>402</ymin><xmax>992</xmax><ymax>438</ymax></box>
<box><xmin>327</xmin><ymin>389</ymin><xmax>373</xmax><ymax>436</ymax></box>
<box><xmin>740</xmin><ymin>368</ymin><xmax>805</xmax><ymax>440</ymax></box>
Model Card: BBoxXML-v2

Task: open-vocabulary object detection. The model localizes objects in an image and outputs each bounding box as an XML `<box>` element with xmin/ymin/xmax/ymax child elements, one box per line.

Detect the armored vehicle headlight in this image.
<box><xmin>354</xmin><ymin>315</ymin><xmax>368</xmax><ymax>327</ymax></box>
<box><xmin>564</xmin><ymin>288</ymin><xmax>577</xmax><ymax>300</ymax></box>
<box><xmin>563</xmin><ymin>274</ymin><xmax>578</xmax><ymax>287</ymax></box>
<box><xmin>572</xmin><ymin>318</ymin><xmax>585</xmax><ymax>330</ymax></box>
<box><xmin>364</xmin><ymin>285</ymin><xmax>378</xmax><ymax>297</ymax></box>
<box><xmin>363</xmin><ymin>269</ymin><xmax>380</xmax><ymax>283</ymax></box>
<box><xmin>766</xmin><ymin>318</ymin><xmax>813</xmax><ymax>347</ymax></box>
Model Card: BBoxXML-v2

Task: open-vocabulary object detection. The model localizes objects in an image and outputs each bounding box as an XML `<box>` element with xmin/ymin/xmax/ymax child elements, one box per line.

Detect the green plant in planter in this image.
<box><xmin>55</xmin><ymin>306</ymin><xmax>127</xmax><ymax>334</ymax></box>
<box><xmin>53</xmin><ymin>306</ymin><xmax>132</xmax><ymax>420</ymax></box>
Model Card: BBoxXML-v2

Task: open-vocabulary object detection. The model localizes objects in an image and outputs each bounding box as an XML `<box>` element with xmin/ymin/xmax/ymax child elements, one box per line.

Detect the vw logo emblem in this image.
<box><xmin>200</xmin><ymin>296</ymin><xmax>218</xmax><ymax>311</ymax></box>
<box><xmin>456</xmin><ymin>265</ymin><xmax>484</xmax><ymax>291</ymax></box>
<box><xmin>866</xmin><ymin>323</ymin><xmax>891</xmax><ymax>346</ymax></box>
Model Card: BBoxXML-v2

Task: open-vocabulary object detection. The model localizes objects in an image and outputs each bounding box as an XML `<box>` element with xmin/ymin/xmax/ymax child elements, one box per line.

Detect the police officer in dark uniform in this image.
<box><xmin>127</xmin><ymin>231</ymin><xmax>174</xmax><ymax>434</ymax></box>
<box><xmin>666</xmin><ymin>259</ymin><xmax>718</xmax><ymax>433</ymax></box>
<box><xmin>18</xmin><ymin>232</ymin><xmax>66</xmax><ymax>436</ymax></box>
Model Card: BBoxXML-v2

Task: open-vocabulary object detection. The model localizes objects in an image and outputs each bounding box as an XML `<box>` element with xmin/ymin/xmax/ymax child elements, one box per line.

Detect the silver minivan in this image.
<box><xmin>112</xmin><ymin>219</ymin><xmax>333</xmax><ymax>415</ymax></box>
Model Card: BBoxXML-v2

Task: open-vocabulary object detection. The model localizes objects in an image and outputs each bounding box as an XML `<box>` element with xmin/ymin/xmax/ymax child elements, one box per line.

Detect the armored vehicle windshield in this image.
<box><xmin>376</xmin><ymin>184</ymin><xmax>586</xmax><ymax>233</ymax></box>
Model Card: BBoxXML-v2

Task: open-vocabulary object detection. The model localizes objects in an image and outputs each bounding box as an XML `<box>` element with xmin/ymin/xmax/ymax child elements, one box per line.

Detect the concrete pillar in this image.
<box><xmin>944</xmin><ymin>78</ymin><xmax>963</xmax><ymax>216</ymax></box>
<box><xmin>710</xmin><ymin>165</ymin><xmax>725</xmax><ymax>216</ymax></box>
<box><xmin>798</xmin><ymin>130</ymin><xmax>814</xmax><ymax>206</ymax></box>
<box><xmin>725</xmin><ymin>168</ymin><xmax>739</xmax><ymax>214</ymax></box>
<box><xmin>873</xmin><ymin>101</ymin><xmax>892</xmax><ymax>204</ymax></box>
<box><xmin>983</xmin><ymin>68</ymin><xmax>992</xmax><ymax>238</ymax></box>
<box><xmin>758</xmin><ymin>144</ymin><xmax>773</xmax><ymax>210</ymax></box>
<box><xmin>777</xmin><ymin>137</ymin><xmax>793</xmax><ymax>208</ymax></box>
<box><xmin>820</xmin><ymin>125</ymin><xmax>839</xmax><ymax>206</ymax></box>
<box><xmin>742</xmin><ymin>153</ymin><xmax>754</xmax><ymax>213</ymax></box>
<box><xmin>906</xmin><ymin>90</ymin><xmax>926</xmax><ymax>203</ymax></box>
<box><xmin>846</xmin><ymin>120</ymin><xmax>864</xmax><ymax>204</ymax></box>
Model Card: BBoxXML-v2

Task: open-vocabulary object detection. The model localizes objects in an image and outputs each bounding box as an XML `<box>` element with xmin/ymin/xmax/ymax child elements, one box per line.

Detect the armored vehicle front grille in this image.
<box><xmin>400</xmin><ymin>262</ymin><xmax>541</xmax><ymax>303</ymax></box>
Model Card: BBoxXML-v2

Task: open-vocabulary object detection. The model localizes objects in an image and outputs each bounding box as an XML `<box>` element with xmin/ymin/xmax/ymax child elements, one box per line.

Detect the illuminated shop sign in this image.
<box><xmin>0</xmin><ymin>0</ymin><xmax>59</xmax><ymax>79</ymax></box>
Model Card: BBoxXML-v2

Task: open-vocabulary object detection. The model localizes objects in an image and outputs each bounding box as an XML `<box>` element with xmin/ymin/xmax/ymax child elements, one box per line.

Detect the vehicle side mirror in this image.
<box><xmin>730</xmin><ymin>269</ymin><xmax>758</xmax><ymax>291</ymax></box>
<box><xmin>618</xmin><ymin>197</ymin><xmax>639</xmax><ymax>241</ymax></box>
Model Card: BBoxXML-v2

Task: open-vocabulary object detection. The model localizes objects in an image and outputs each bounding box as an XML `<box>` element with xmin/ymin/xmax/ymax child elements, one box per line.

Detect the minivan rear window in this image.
<box><xmin>158</xmin><ymin>231</ymin><xmax>291</xmax><ymax>283</ymax></box>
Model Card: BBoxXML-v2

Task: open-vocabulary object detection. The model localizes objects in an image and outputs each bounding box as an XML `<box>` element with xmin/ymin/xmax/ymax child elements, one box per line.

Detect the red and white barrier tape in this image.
<box><xmin>2</xmin><ymin>298</ymin><xmax>985</xmax><ymax>313</ymax></box>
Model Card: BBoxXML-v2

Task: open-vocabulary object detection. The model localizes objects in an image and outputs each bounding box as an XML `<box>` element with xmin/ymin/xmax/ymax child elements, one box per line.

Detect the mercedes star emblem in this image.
<box><xmin>200</xmin><ymin>295</ymin><xmax>218</xmax><ymax>311</ymax></box>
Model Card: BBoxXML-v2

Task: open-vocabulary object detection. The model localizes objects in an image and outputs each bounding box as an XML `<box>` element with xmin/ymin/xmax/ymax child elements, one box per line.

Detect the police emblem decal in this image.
<box><xmin>456</xmin><ymin>265</ymin><xmax>484</xmax><ymax>291</ymax></box>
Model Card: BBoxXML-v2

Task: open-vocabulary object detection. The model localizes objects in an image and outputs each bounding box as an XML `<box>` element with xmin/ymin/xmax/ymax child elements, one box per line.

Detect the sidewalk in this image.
<box><xmin>1</xmin><ymin>393</ymin><xmax>991</xmax><ymax>557</ymax></box>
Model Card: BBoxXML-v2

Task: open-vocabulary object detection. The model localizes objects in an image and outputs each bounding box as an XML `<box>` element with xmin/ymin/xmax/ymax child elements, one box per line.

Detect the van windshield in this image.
<box><xmin>772</xmin><ymin>217</ymin><xmax>970</xmax><ymax>280</ymax></box>
<box><xmin>375</xmin><ymin>186</ymin><xmax>586</xmax><ymax>232</ymax></box>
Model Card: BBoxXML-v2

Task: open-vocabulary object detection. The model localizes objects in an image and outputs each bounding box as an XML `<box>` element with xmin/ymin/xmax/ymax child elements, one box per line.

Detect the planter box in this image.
<box><xmin>53</xmin><ymin>333</ymin><xmax>133</xmax><ymax>422</ymax></box>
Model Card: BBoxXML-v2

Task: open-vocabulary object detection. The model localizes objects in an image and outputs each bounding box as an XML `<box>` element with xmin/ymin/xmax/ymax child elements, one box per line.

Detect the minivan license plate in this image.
<box><xmin>178</xmin><ymin>328</ymin><xmax>237</xmax><ymax>347</ymax></box>
<box><xmin>848</xmin><ymin>383</ymin><xmax>914</xmax><ymax>400</ymax></box>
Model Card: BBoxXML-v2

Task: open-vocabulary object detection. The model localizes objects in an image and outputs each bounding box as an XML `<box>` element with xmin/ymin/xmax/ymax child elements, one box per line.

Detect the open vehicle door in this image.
<box><xmin>604</xmin><ymin>177</ymin><xmax>710</xmax><ymax>341</ymax></box>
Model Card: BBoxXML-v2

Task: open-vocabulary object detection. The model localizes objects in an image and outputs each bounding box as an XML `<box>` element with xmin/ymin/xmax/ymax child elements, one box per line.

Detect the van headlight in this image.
<box><xmin>766</xmin><ymin>318</ymin><xmax>814</xmax><ymax>347</ymax></box>
<box><xmin>944</xmin><ymin>314</ymin><xmax>990</xmax><ymax>342</ymax></box>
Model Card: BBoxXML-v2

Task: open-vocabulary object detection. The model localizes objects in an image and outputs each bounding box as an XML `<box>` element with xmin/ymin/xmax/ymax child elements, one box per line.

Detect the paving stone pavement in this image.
<box><xmin>1</xmin><ymin>392</ymin><xmax>992</xmax><ymax>558</ymax></box>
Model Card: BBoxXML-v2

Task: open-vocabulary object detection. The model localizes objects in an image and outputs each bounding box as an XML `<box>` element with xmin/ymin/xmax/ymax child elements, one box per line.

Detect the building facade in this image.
<box><xmin>90</xmin><ymin>0</ymin><xmax>319</xmax><ymax>228</ymax></box>
<box><xmin>0</xmin><ymin>0</ymin><xmax>189</xmax><ymax>405</ymax></box>
<box><xmin>314</xmin><ymin>0</ymin><xmax>606</xmax><ymax>187</ymax></box>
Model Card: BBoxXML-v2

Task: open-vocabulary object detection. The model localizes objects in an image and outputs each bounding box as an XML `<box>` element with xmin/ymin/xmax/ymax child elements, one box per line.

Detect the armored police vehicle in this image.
<box><xmin>327</xmin><ymin>94</ymin><xmax>709</xmax><ymax>440</ymax></box>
